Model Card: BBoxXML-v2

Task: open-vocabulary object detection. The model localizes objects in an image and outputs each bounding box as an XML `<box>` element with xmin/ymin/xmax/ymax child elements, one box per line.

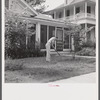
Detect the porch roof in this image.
<box><xmin>71</xmin><ymin>0</ymin><xmax>96</xmax><ymax>4</ymax></box>
<box><xmin>20</xmin><ymin>15</ymin><xmax>77</xmax><ymax>28</ymax></box>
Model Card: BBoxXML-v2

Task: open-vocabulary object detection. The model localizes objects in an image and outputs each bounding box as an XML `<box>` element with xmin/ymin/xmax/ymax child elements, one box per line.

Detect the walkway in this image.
<box><xmin>49</xmin><ymin>72</ymin><xmax>96</xmax><ymax>83</ymax></box>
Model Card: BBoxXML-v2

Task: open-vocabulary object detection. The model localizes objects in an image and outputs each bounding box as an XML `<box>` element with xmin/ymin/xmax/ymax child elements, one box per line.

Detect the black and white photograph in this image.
<box><xmin>4</xmin><ymin>0</ymin><xmax>97</xmax><ymax>83</ymax></box>
<box><xmin>2</xmin><ymin>0</ymin><xmax>99</xmax><ymax>100</ymax></box>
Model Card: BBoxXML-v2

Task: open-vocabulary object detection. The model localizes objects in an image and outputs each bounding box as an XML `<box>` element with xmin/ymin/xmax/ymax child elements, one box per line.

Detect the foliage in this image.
<box><xmin>82</xmin><ymin>41</ymin><xmax>96</xmax><ymax>49</ymax></box>
<box><xmin>64</xmin><ymin>22</ymin><xmax>87</xmax><ymax>59</ymax></box>
<box><xmin>24</xmin><ymin>0</ymin><xmax>47</xmax><ymax>13</ymax></box>
<box><xmin>5</xmin><ymin>12</ymin><xmax>46</xmax><ymax>59</ymax></box>
<box><xmin>65</xmin><ymin>22</ymin><xmax>96</xmax><ymax>58</ymax></box>
<box><xmin>5</xmin><ymin>13</ymin><xmax>26</xmax><ymax>58</ymax></box>
<box><xmin>65</xmin><ymin>23</ymin><xmax>83</xmax><ymax>49</ymax></box>
<box><xmin>24</xmin><ymin>0</ymin><xmax>45</xmax><ymax>5</ymax></box>
<box><xmin>76</xmin><ymin>47</ymin><xmax>96</xmax><ymax>56</ymax></box>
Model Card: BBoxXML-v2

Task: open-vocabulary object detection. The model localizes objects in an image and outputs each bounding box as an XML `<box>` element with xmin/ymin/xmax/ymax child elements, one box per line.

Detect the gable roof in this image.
<box><xmin>6</xmin><ymin>0</ymin><xmax>39</xmax><ymax>16</ymax></box>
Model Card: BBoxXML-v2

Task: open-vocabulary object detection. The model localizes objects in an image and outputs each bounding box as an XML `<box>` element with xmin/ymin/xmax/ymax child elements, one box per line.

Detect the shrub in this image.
<box><xmin>76</xmin><ymin>47</ymin><xmax>96</xmax><ymax>56</ymax></box>
<box><xmin>82</xmin><ymin>41</ymin><xmax>96</xmax><ymax>49</ymax></box>
<box><xmin>5</xmin><ymin>13</ymin><xmax>40</xmax><ymax>59</ymax></box>
<box><xmin>74</xmin><ymin>34</ymin><xmax>82</xmax><ymax>52</ymax></box>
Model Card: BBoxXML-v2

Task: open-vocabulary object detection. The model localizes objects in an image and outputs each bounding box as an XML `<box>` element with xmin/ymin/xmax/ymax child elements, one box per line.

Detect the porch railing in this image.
<box><xmin>65</xmin><ymin>13</ymin><xmax>95</xmax><ymax>21</ymax></box>
<box><xmin>87</xmin><ymin>13</ymin><xmax>95</xmax><ymax>19</ymax></box>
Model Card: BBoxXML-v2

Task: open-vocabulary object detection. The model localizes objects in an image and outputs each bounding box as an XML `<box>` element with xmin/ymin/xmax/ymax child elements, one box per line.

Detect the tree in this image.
<box><xmin>64</xmin><ymin>21</ymin><xmax>86</xmax><ymax>59</ymax></box>
<box><xmin>24</xmin><ymin>0</ymin><xmax>47</xmax><ymax>13</ymax></box>
<box><xmin>5</xmin><ymin>10</ymin><xmax>36</xmax><ymax>58</ymax></box>
<box><xmin>65</xmin><ymin>20</ymin><xmax>95</xmax><ymax>59</ymax></box>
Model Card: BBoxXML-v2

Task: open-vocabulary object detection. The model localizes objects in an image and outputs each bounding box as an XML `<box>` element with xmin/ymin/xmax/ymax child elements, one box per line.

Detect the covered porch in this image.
<box><xmin>34</xmin><ymin>14</ymin><xmax>72</xmax><ymax>51</ymax></box>
<box><xmin>20</xmin><ymin>14</ymin><xmax>73</xmax><ymax>51</ymax></box>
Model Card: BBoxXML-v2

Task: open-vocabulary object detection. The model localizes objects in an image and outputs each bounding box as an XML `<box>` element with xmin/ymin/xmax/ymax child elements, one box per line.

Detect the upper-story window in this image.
<box><xmin>52</xmin><ymin>13</ymin><xmax>54</xmax><ymax>18</ymax></box>
<box><xmin>59</xmin><ymin>12</ymin><xmax>62</xmax><ymax>18</ymax></box>
<box><xmin>87</xmin><ymin>6</ymin><xmax>91</xmax><ymax>13</ymax></box>
<box><xmin>76</xmin><ymin>7</ymin><xmax>80</xmax><ymax>14</ymax></box>
<box><xmin>66</xmin><ymin>10</ymin><xmax>70</xmax><ymax>16</ymax></box>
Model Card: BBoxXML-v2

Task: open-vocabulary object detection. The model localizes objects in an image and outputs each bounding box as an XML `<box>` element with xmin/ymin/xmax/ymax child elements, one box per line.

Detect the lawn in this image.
<box><xmin>5</xmin><ymin>55</ymin><xmax>96</xmax><ymax>83</ymax></box>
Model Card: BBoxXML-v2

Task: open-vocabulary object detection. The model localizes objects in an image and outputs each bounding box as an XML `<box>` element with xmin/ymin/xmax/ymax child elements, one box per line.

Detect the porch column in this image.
<box><xmin>94</xmin><ymin>5</ymin><xmax>97</xmax><ymax>18</ymax></box>
<box><xmin>74</xmin><ymin>5</ymin><xmax>76</xmax><ymax>20</ymax></box>
<box><xmin>26</xmin><ymin>36</ymin><xmax>28</xmax><ymax>49</ymax></box>
<box><xmin>63</xmin><ymin>27</ymin><xmax>65</xmax><ymax>50</ymax></box>
<box><xmin>55</xmin><ymin>27</ymin><xmax>57</xmax><ymax>50</ymax></box>
<box><xmin>64</xmin><ymin>8</ymin><xmax>66</xmax><ymax>20</ymax></box>
<box><xmin>69</xmin><ymin>35</ymin><xmax>71</xmax><ymax>49</ymax></box>
<box><xmin>85</xmin><ymin>23</ymin><xmax>87</xmax><ymax>42</ymax></box>
<box><xmin>54</xmin><ymin>11</ymin><xmax>56</xmax><ymax>19</ymax></box>
<box><xmin>71</xmin><ymin>35</ymin><xmax>74</xmax><ymax>51</ymax></box>
<box><xmin>25</xmin><ymin>21</ymin><xmax>29</xmax><ymax>49</ymax></box>
<box><xmin>47</xmin><ymin>25</ymin><xmax>49</xmax><ymax>41</ymax></box>
<box><xmin>36</xmin><ymin>23</ymin><xmax>41</xmax><ymax>48</ymax></box>
<box><xmin>85</xmin><ymin>2</ymin><xmax>87</xmax><ymax>17</ymax></box>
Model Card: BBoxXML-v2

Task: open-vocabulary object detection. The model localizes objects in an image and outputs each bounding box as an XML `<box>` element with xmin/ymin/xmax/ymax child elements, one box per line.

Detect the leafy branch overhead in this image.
<box><xmin>24</xmin><ymin>0</ymin><xmax>48</xmax><ymax>13</ymax></box>
<box><xmin>24</xmin><ymin>0</ymin><xmax>45</xmax><ymax>5</ymax></box>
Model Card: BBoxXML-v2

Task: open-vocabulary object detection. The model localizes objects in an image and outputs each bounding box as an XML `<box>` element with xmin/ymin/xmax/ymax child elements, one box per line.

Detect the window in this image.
<box><xmin>76</xmin><ymin>7</ymin><xmax>80</xmax><ymax>14</ymax></box>
<box><xmin>52</xmin><ymin>13</ymin><xmax>54</xmax><ymax>18</ymax></box>
<box><xmin>41</xmin><ymin>25</ymin><xmax>47</xmax><ymax>49</ymax></box>
<box><xmin>66</xmin><ymin>10</ymin><xmax>70</xmax><ymax>16</ymax></box>
<box><xmin>87</xmin><ymin>6</ymin><xmax>91</xmax><ymax>13</ymax></box>
<box><xmin>49</xmin><ymin>26</ymin><xmax>55</xmax><ymax>49</ymax></box>
<box><xmin>49</xmin><ymin>26</ymin><xmax>55</xmax><ymax>39</ymax></box>
<box><xmin>59</xmin><ymin>12</ymin><xmax>62</xmax><ymax>18</ymax></box>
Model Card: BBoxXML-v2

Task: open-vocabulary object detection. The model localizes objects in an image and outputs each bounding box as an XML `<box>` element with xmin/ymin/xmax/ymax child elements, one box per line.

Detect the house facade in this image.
<box><xmin>5</xmin><ymin>0</ymin><xmax>96</xmax><ymax>51</ymax></box>
<box><xmin>45</xmin><ymin>0</ymin><xmax>96</xmax><ymax>43</ymax></box>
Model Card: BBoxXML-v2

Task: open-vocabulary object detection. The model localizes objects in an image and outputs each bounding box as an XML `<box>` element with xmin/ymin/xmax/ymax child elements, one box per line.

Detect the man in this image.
<box><xmin>45</xmin><ymin>37</ymin><xmax>57</xmax><ymax>62</ymax></box>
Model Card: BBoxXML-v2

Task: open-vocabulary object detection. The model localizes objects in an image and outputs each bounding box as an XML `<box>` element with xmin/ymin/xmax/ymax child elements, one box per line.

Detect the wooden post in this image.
<box><xmin>63</xmin><ymin>27</ymin><xmax>65</xmax><ymax>50</ymax></box>
<box><xmin>64</xmin><ymin>8</ymin><xmax>66</xmax><ymax>20</ymax></box>
<box><xmin>69</xmin><ymin>34</ymin><xmax>71</xmax><ymax>49</ymax></box>
<box><xmin>71</xmin><ymin>35</ymin><xmax>74</xmax><ymax>51</ymax></box>
<box><xmin>85</xmin><ymin>2</ymin><xmax>87</xmax><ymax>17</ymax></box>
<box><xmin>36</xmin><ymin>23</ymin><xmax>41</xmax><ymax>48</ymax></box>
<box><xmin>26</xmin><ymin>36</ymin><xmax>28</xmax><ymax>49</ymax></box>
<box><xmin>54</xmin><ymin>11</ymin><xmax>56</xmax><ymax>19</ymax></box>
<box><xmin>85</xmin><ymin>23</ymin><xmax>87</xmax><ymax>42</ymax></box>
<box><xmin>74</xmin><ymin>5</ymin><xmax>76</xmax><ymax>20</ymax></box>
<box><xmin>26</xmin><ymin>21</ymin><xmax>28</xmax><ymax>49</ymax></box>
<box><xmin>55</xmin><ymin>27</ymin><xmax>57</xmax><ymax>50</ymax></box>
<box><xmin>47</xmin><ymin>25</ymin><xmax>49</xmax><ymax>41</ymax></box>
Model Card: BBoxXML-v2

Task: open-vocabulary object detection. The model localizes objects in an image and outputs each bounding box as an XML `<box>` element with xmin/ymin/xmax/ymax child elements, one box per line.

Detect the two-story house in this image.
<box><xmin>45</xmin><ymin>0</ymin><xmax>96</xmax><ymax>44</ymax></box>
<box><xmin>5</xmin><ymin>0</ymin><xmax>96</xmax><ymax>52</ymax></box>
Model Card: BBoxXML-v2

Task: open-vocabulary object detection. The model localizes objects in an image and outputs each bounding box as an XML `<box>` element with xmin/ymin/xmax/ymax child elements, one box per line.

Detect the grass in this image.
<box><xmin>5</xmin><ymin>55</ymin><xmax>96</xmax><ymax>83</ymax></box>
